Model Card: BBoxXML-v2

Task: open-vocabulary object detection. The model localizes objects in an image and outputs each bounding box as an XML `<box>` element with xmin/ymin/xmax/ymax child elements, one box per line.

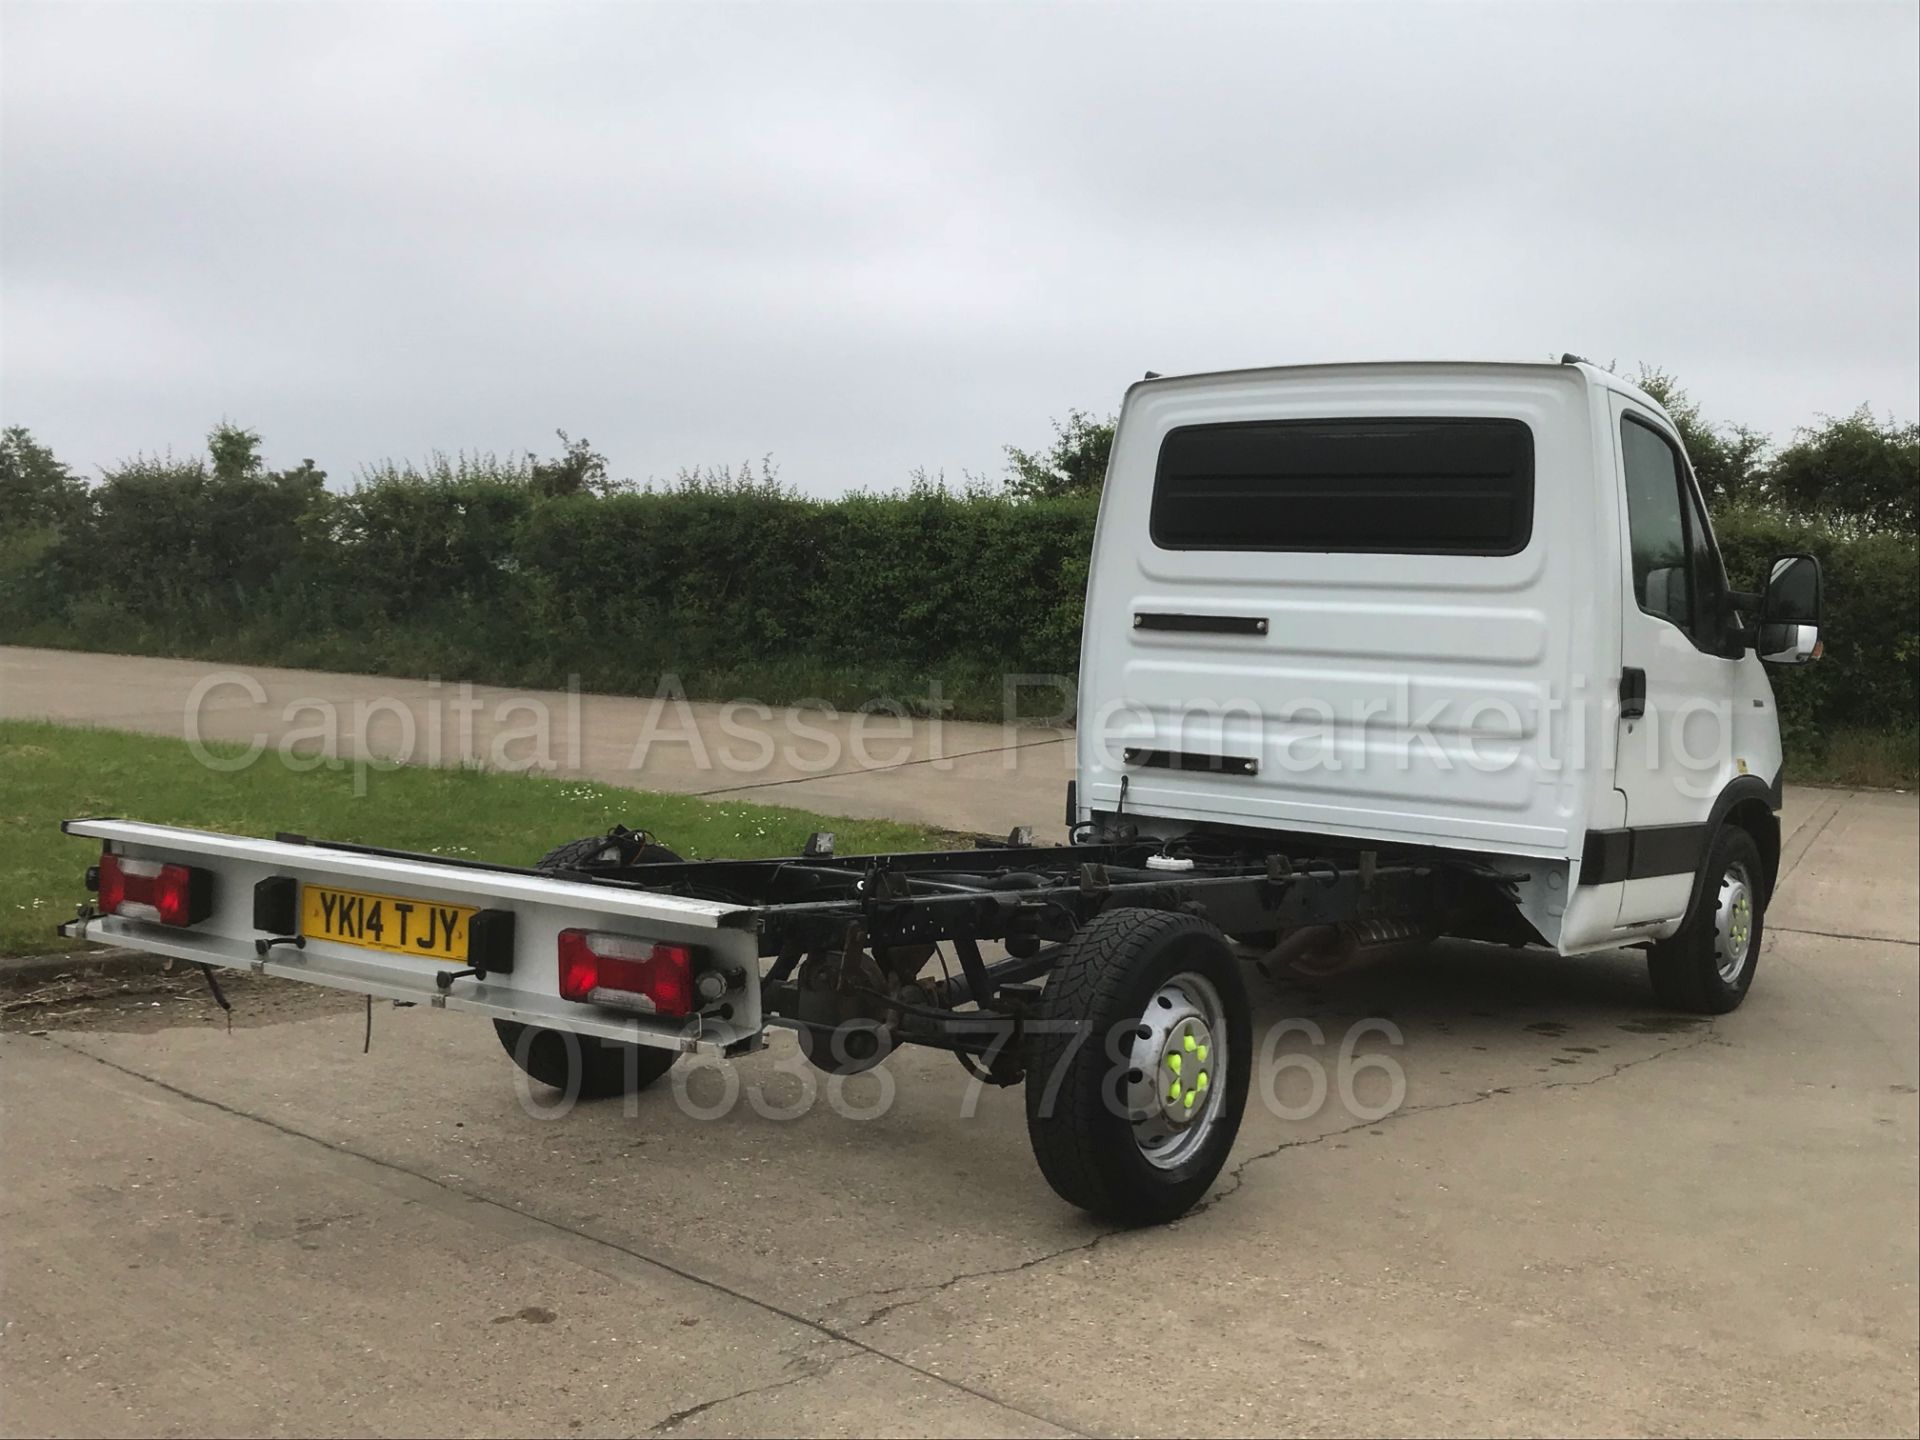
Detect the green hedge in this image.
<box><xmin>1712</xmin><ymin>507</ymin><xmax>1918</xmax><ymax>751</ymax></box>
<box><xmin>1</xmin><ymin>472</ymin><xmax>1101</xmax><ymax>716</ymax></box>
<box><xmin>2</xmin><ymin>471</ymin><xmax>1912</xmax><ymax>740</ymax></box>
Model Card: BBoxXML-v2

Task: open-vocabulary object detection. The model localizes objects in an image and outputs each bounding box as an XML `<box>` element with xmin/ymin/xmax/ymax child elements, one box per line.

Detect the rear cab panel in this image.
<box><xmin>1075</xmin><ymin>362</ymin><xmax>1612</xmax><ymax>944</ymax></box>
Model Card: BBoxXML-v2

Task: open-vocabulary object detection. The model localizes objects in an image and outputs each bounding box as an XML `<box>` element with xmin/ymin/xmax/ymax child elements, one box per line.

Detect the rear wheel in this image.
<box><xmin>1647</xmin><ymin>826</ymin><xmax>1765</xmax><ymax>1014</ymax></box>
<box><xmin>493</xmin><ymin>1019</ymin><xmax>677</xmax><ymax>1099</ymax></box>
<box><xmin>494</xmin><ymin>829</ymin><xmax>686</xmax><ymax>1098</ymax></box>
<box><xmin>1024</xmin><ymin>908</ymin><xmax>1251</xmax><ymax>1224</ymax></box>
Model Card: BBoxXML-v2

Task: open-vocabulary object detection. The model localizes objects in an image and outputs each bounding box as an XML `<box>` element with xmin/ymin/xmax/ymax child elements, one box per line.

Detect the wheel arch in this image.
<box><xmin>1695</xmin><ymin>775</ymin><xmax>1782</xmax><ymax>918</ymax></box>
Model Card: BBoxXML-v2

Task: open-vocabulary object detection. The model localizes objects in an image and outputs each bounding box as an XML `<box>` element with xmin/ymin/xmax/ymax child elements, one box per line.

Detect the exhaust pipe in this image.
<box><xmin>1260</xmin><ymin>917</ymin><xmax>1433</xmax><ymax>978</ymax></box>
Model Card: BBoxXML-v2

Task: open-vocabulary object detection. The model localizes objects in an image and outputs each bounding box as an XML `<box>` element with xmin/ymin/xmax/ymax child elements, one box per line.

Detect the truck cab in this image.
<box><xmin>1074</xmin><ymin>359</ymin><xmax>1822</xmax><ymax>1007</ymax></box>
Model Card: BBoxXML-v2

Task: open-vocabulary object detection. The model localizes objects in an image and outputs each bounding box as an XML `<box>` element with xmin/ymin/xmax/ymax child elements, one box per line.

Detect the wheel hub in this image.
<box><xmin>1154</xmin><ymin>1014</ymin><xmax>1216</xmax><ymax>1126</ymax></box>
<box><xmin>1124</xmin><ymin>973</ymin><xmax>1229</xmax><ymax>1170</ymax></box>
<box><xmin>1713</xmin><ymin>861</ymin><xmax>1755</xmax><ymax>984</ymax></box>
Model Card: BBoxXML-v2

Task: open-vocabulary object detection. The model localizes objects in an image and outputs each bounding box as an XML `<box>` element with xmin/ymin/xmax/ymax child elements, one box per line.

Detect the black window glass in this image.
<box><xmin>1620</xmin><ymin>417</ymin><xmax>1693</xmax><ymax>629</ymax></box>
<box><xmin>1150</xmin><ymin>418</ymin><xmax>1534</xmax><ymax>555</ymax></box>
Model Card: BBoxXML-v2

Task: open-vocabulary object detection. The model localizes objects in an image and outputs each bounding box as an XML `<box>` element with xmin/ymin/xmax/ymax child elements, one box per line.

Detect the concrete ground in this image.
<box><xmin>2</xmin><ymin>648</ymin><xmax>1917</xmax><ymax>1436</ymax></box>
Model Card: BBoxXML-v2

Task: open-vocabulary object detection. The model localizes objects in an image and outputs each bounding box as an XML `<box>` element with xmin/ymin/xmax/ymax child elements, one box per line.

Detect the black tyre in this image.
<box><xmin>1647</xmin><ymin>825</ymin><xmax>1765</xmax><ymax>1015</ymax></box>
<box><xmin>535</xmin><ymin>829</ymin><xmax>683</xmax><ymax>872</ymax></box>
<box><xmin>493</xmin><ymin>1018</ymin><xmax>677</xmax><ymax>1099</ymax></box>
<box><xmin>1024</xmin><ymin>908</ymin><xmax>1252</xmax><ymax>1224</ymax></box>
<box><xmin>496</xmin><ymin>831</ymin><xmax>686</xmax><ymax>1099</ymax></box>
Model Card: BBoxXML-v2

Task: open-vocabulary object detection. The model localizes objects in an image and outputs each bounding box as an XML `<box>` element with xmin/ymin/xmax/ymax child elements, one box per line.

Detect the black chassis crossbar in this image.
<box><xmin>528</xmin><ymin>841</ymin><xmax>1447</xmax><ymax>952</ymax></box>
<box><xmin>752</xmin><ymin>856</ymin><xmax>1443</xmax><ymax>953</ymax></box>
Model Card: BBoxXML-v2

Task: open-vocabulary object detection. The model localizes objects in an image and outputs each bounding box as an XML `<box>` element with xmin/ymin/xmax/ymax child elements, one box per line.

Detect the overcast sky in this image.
<box><xmin>3</xmin><ymin>1</ymin><xmax>1916</xmax><ymax>495</ymax></box>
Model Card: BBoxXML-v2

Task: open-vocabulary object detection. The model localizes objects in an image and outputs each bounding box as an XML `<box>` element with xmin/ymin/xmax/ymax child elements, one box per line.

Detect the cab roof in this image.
<box><xmin>1126</xmin><ymin>357</ymin><xmax>1674</xmax><ymax>425</ymax></box>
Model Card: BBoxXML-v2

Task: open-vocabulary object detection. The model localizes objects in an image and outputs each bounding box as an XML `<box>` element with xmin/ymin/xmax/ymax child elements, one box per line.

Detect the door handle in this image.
<box><xmin>1619</xmin><ymin>667</ymin><xmax>1647</xmax><ymax>720</ymax></box>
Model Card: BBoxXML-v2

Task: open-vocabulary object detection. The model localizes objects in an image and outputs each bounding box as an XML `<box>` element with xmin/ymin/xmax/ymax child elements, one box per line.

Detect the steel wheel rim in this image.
<box><xmin>1714</xmin><ymin>860</ymin><xmax>1756</xmax><ymax>984</ymax></box>
<box><xmin>1125</xmin><ymin>970</ymin><xmax>1229</xmax><ymax>1170</ymax></box>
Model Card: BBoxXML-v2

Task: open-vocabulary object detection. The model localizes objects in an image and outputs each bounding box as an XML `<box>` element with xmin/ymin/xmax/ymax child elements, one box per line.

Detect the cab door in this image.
<box><xmin>1609</xmin><ymin>396</ymin><xmax>1746</xmax><ymax>926</ymax></box>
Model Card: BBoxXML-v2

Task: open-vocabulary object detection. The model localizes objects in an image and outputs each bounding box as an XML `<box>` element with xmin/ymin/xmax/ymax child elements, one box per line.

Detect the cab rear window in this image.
<box><xmin>1149</xmin><ymin>417</ymin><xmax>1534</xmax><ymax>555</ymax></box>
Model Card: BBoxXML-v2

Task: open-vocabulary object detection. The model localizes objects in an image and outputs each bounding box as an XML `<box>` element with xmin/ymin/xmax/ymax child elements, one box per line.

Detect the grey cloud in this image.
<box><xmin>3</xmin><ymin>1</ymin><xmax>1915</xmax><ymax>494</ymax></box>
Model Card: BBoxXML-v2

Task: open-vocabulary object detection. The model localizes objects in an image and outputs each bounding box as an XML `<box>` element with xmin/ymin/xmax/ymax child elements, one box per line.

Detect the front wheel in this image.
<box><xmin>1647</xmin><ymin>826</ymin><xmax>1765</xmax><ymax>1015</ymax></box>
<box><xmin>1024</xmin><ymin>908</ymin><xmax>1251</xmax><ymax>1224</ymax></box>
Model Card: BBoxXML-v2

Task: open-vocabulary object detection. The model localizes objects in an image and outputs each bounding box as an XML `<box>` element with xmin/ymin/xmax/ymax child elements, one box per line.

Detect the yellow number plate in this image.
<box><xmin>302</xmin><ymin>884</ymin><xmax>474</xmax><ymax>964</ymax></box>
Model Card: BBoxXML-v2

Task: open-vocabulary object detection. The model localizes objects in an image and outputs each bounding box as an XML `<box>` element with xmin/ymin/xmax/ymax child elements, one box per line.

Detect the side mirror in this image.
<box><xmin>1757</xmin><ymin>553</ymin><xmax>1823</xmax><ymax>666</ymax></box>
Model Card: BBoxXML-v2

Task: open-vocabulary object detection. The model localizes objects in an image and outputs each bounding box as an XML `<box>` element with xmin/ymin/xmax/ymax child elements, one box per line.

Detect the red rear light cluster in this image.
<box><xmin>557</xmin><ymin>929</ymin><xmax>694</xmax><ymax>1017</ymax></box>
<box><xmin>96</xmin><ymin>853</ymin><xmax>213</xmax><ymax>927</ymax></box>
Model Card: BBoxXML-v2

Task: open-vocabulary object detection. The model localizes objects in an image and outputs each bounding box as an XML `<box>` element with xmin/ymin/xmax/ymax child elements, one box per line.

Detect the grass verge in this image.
<box><xmin>0</xmin><ymin>719</ymin><xmax>947</xmax><ymax>957</ymax></box>
<box><xmin>1784</xmin><ymin>726</ymin><xmax>1918</xmax><ymax>789</ymax></box>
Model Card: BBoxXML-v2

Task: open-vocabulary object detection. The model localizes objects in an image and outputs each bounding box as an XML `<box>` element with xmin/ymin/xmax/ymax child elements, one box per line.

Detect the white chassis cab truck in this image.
<box><xmin>60</xmin><ymin>359</ymin><xmax>1824</xmax><ymax>1224</ymax></box>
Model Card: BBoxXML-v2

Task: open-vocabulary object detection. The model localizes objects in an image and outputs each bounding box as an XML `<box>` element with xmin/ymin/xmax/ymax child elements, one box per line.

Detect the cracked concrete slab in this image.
<box><xmin>1770</xmin><ymin>788</ymin><xmax>1920</xmax><ymax>945</ymax></box>
<box><xmin>8</xmin><ymin>897</ymin><xmax>1915</xmax><ymax>1433</ymax></box>
<box><xmin>0</xmin><ymin>1037</ymin><xmax>1076</xmax><ymax>1440</ymax></box>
